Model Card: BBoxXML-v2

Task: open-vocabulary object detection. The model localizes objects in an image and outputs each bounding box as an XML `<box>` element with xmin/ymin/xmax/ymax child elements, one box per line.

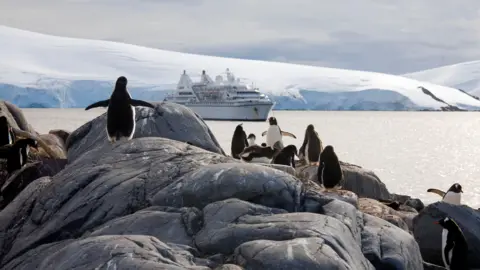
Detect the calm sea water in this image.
<box><xmin>22</xmin><ymin>109</ymin><xmax>480</xmax><ymax>208</ymax></box>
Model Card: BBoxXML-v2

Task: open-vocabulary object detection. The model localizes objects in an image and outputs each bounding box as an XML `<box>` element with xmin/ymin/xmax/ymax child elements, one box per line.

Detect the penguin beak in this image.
<box><xmin>433</xmin><ymin>221</ymin><xmax>439</xmax><ymax>224</ymax></box>
<box><xmin>460</xmin><ymin>190</ymin><xmax>463</xmax><ymax>193</ymax></box>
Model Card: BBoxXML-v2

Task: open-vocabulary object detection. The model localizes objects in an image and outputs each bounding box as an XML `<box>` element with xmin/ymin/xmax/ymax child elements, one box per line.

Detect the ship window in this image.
<box><xmin>179</xmin><ymin>92</ymin><xmax>193</xmax><ymax>95</ymax></box>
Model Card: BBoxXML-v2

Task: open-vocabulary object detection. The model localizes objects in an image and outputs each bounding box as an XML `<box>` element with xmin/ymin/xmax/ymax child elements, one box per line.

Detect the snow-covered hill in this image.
<box><xmin>1</xmin><ymin>25</ymin><xmax>480</xmax><ymax>111</ymax></box>
<box><xmin>404</xmin><ymin>61</ymin><xmax>480</xmax><ymax>98</ymax></box>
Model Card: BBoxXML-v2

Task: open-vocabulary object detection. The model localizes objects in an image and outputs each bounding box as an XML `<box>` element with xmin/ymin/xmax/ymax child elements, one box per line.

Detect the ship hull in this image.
<box><xmin>175</xmin><ymin>102</ymin><xmax>274</xmax><ymax>121</ymax></box>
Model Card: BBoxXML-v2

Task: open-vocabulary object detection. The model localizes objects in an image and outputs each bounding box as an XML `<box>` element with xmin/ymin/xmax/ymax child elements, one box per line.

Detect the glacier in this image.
<box><xmin>1</xmin><ymin>25</ymin><xmax>480</xmax><ymax>111</ymax></box>
<box><xmin>404</xmin><ymin>61</ymin><xmax>480</xmax><ymax>99</ymax></box>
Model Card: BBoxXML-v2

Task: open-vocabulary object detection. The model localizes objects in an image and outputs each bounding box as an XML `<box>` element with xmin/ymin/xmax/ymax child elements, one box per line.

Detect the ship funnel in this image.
<box><xmin>177</xmin><ymin>70</ymin><xmax>193</xmax><ymax>89</ymax></box>
<box><xmin>226</xmin><ymin>68</ymin><xmax>235</xmax><ymax>82</ymax></box>
<box><xmin>201</xmin><ymin>70</ymin><xmax>214</xmax><ymax>84</ymax></box>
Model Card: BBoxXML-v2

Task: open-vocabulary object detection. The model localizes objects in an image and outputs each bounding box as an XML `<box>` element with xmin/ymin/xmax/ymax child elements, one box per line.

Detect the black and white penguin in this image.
<box><xmin>299</xmin><ymin>124</ymin><xmax>323</xmax><ymax>166</ymax></box>
<box><xmin>0</xmin><ymin>138</ymin><xmax>38</xmax><ymax>173</ymax></box>
<box><xmin>261</xmin><ymin>117</ymin><xmax>296</xmax><ymax>149</ymax></box>
<box><xmin>318</xmin><ymin>145</ymin><xmax>343</xmax><ymax>190</ymax></box>
<box><xmin>427</xmin><ymin>183</ymin><xmax>463</xmax><ymax>205</ymax></box>
<box><xmin>271</xmin><ymin>144</ymin><xmax>297</xmax><ymax>168</ymax></box>
<box><xmin>434</xmin><ymin>216</ymin><xmax>468</xmax><ymax>270</ymax></box>
<box><xmin>231</xmin><ymin>124</ymin><xmax>248</xmax><ymax>159</ymax></box>
<box><xmin>239</xmin><ymin>144</ymin><xmax>278</xmax><ymax>163</ymax></box>
<box><xmin>247</xmin><ymin>133</ymin><xmax>257</xmax><ymax>146</ymax></box>
<box><xmin>85</xmin><ymin>76</ymin><xmax>156</xmax><ymax>143</ymax></box>
<box><xmin>0</xmin><ymin>116</ymin><xmax>15</xmax><ymax>147</ymax></box>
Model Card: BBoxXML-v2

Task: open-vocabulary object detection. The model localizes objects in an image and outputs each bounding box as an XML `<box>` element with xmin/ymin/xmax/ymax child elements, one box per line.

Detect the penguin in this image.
<box><xmin>247</xmin><ymin>133</ymin><xmax>257</xmax><ymax>146</ymax></box>
<box><xmin>261</xmin><ymin>117</ymin><xmax>296</xmax><ymax>148</ymax></box>
<box><xmin>231</xmin><ymin>124</ymin><xmax>248</xmax><ymax>159</ymax></box>
<box><xmin>0</xmin><ymin>116</ymin><xmax>15</xmax><ymax>147</ymax></box>
<box><xmin>271</xmin><ymin>144</ymin><xmax>297</xmax><ymax>168</ymax></box>
<box><xmin>84</xmin><ymin>76</ymin><xmax>156</xmax><ymax>143</ymax></box>
<box><xmin>299</xmin><ymin>124</ymin><xmax>323</xmax><ymax>166</ymax></box>
<box><xmin>318</xmin><ymin>145</ymin><xmax>343</xmax><ymax>190</ymax></box>
<box><xmin>434</xmin><ymin>216</ymin><xmax>468</xmax><ymax>270</ymax></box>
<box><xmin>239</xmin><ymin>144</ymin><xmax>279</xmax><ymax>163</ymax></box>
<box><xmin>427</xmin><ymin>183</ymin><xmax>463</xmax><ymax>205</ymax></box>
<box><xmin>0</xmin><ymin>138</ymin><xmax>38</xmax><ymax>173</ymax></box>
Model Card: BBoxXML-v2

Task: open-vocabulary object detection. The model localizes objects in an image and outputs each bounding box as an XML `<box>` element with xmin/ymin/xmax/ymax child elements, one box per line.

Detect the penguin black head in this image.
<box><xmin>115</xmin><ymin>76</ymin><xmax>128</xmax><ymax>90</ymax></box>
<box><xmin>306</xmin><ymin>124</ymin><xmax>314</xmax><ymax>132</ymax></box>
<box><xmin>323</xmin><ymin>145</ymin><xmax>334</xmax><ymax>154</ymax></box>
<box><xmin>234</xmin><ymin>124</ymin><xmax>244</xmax><ymax>133</ymax></box>
<box><xmin>14</xmin><ymin>138</ymin><xmax>38</xmax><ymax>149</ymax></box>
<box><xmin>448</xmin><ymin>183</ymin><xmax>463</xmax><ymax>193</ymax></box>
<box><xmin>0</xmin><ymin>116</ymin><xmax>7</xmax><ymax>125</ymax></box>
<box><xmin>435</xmin><ymin>217</ymin><xmax>462</xmax><ymax>232</ymax></box>
<box><xmin>268</xmin><ymin>117</ymin><xmax>277</xmax><ymax>125</ymax></box>
<box><xmin>247</xmin><ymin>133</ymin><xmax>255</xmax><ymax>140</ymax></box>
<box><xmin>282</xmin><ymin>144</ymin><xmax>298</xmax><ymax>157</ymax></box>
<box><xmin>261</xmin><ymin>143</ymin><xmax>267</xmax><ymax>147</ymax></box>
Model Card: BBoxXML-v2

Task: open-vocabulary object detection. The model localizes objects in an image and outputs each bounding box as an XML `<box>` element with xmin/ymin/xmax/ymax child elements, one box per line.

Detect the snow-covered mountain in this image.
<box><xmin>404</xmin><ymin>61</ymin><xmax>480</xmax><ymax>99</ymax></box>
<box><xmin>1</xmin><ymin>25</ymin><xmax>480</xmax><ymax>111</ymax></box>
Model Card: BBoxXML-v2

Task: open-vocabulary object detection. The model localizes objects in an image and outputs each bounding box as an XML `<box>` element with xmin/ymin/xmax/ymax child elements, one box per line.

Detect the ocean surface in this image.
<box><xmin>22</xmin><ymin>109</ymin><xmax>480</xmax><ymax>208</ymax></box>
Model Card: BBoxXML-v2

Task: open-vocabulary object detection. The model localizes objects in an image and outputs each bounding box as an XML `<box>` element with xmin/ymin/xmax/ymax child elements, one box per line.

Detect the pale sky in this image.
<box><xmin>1</xmin><ymin>0</ymin><xmax>480</xmax><ymax>74</ymax></box>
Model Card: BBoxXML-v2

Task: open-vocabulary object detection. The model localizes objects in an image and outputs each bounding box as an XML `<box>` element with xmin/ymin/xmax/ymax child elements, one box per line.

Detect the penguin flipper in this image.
<box><xmin>281</xmin><ymin>131</ymin><xmax>297</xmax><ymax>139</ymax></box>
<box><xmin>427</xmin><ymin>188</ymin><xmax>446</xmax><ymax>197</ymax></box>
<box><xmin>261</xmin><ymin>131</ymin><xmax>267</xmax><ymax>136</ymax></box>
<box><xmin>85</xmin><ymin>100</ymin><xmax>110</xmax><ymax>110</ymax></box>
<box><xmin>130</xmin><ymin>99</ymin><xmax>156</xmax><ymax>108</ymax></box>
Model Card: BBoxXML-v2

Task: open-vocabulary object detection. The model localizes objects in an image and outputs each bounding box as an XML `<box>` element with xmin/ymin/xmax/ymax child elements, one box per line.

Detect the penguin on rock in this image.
<box><xmin>261</xmin><ymin>117</ymin><xmax>296</xmax><ymax>149</ymax></box>
<box><xmin>434</xmin><ymin>216</ymin><xmax>468</xmax><ymax>270</ymax></box>
<box><xmin>427</xmin><ymin>183</ymin><xmax>463</xmax><ymax>205</ymax></box>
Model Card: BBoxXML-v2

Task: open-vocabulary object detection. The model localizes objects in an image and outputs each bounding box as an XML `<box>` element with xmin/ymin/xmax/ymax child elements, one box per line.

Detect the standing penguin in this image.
<box><xmin>0</xmin><ymin>138</ymin><xmax>38</xmax><ymax>173</ymax></box>
<box><xmin>434</xmin><ymin>217</ymin><xmax>468</xmax><ymax>270</ymax></box>
<box><xmin>231</xmin><ymin>124</ymin><xmax>248</xmax><ymax>159</ymax></box>
<box><xmin>247</xmin><ymin>133</ymin><xmax>257</xmax><ymax>146</ymax></box>
<box><xmin>318</xmin><ymin>145</ymin><xmax>343</xmax><ymax>190</ymax></box>
<box><xmin>261</xmin><ymin>117</ymin><xmax>296</xmax><ymax>149</ymax></box>
<box><xmin>427</xmin><ymin>183</ymin><xmax>463</xmax><ymax>205</ymax></box>
<box><xmin>85</xmin><ymin>76</ymin><xmax>156</xmax><ymax>143</ymax></box>
<box><xmin>271</xmin><ymin>144</ymin><xmax>297</xmax><ymax>168</ymax></box>
<box><xmin>0</xmin><ymin>116</ymin><xmax>15</xmax><ymax>147</ymax></box>
<box><xmin>299</xmin><ymin>124</ymin><xmax>323</xmax><ymax>166</ymax></box>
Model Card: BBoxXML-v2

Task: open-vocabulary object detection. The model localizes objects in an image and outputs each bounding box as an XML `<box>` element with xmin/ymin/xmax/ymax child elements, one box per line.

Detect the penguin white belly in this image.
<box><xmin>250</xmin><ymin>157</ymin><xmax>272</xmax><ymax>164</ymax></box>
<box><xmin>305</xmin><ymin>141</ymin><xmax>310</xmax><ymax>163</ymax></box>
<box><xmin>441</xmin><ymin>229</ymin><xmax>449</xmax><ymax>269</ymax></box>
<box><xmin>266</xmin><ymin>126</ymin><xmax>282</xmax><ymax>147</ymax></box>
<box><xmin>443</xmin><ymin>192</ymin><xmax>461</xmax><ymax>205</ymax></box>
<box><xmin>128</xmin><ymin>105</ymin><xmax>136</xmax><ymax>140</ymax></box>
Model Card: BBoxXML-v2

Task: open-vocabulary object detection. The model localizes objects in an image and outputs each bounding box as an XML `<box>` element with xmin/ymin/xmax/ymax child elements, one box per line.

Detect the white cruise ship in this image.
<box><xmin>164</xmin><ymin>69</ymin><xmax>275</xmax><ymax>121</ymax></box>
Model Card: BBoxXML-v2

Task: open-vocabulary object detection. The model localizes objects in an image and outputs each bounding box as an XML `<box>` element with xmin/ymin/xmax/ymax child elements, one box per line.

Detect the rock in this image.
<box><xmin>85</xmin><ymin>206</ymin><xmax>203</xmax><ymax>247</ymax></box>
<box><xmin>2</xmin><ymin>235</ymin><xmax>213</xmax><ymax>270</ymax></box>
<box><xmin>359</xmin><ymin>198</ymin><xmax>410</xmax><ymax>232</ymax></box>
<box><xmin>214</xmin><ymin>264</ymin><xmax>244</xmax><ymax>270</ymax></box>
<box><xmin>48</xmin><ymin>129</ymin><xmax>70</xmax><ymax>146</ymax></box>
<box><xmin>361</xmin><ymin>213</ymin><xmax>424</xmax><ymax>270</ymax></box>
<box><xmin>0</xmin><ymin>101</ymin><xmax>35</xmax><ymax>133</ymax></box>
<box><xmin>234</xmin><ymin>237</ymin><xmax>374</xmax><ymax>270</ymax></box>
<box><xmin>66</xmin><ymin>102</ymin><xmax>225</xmax><ymax>162</ymax></box>
<box><xmin>152</xmin><ymin>162</ymin><xmax>303</xmax><ymax>212</ymax></box>
<box><xmin>391</xmin><ymin>193</ymin><xmax>425</xmax><ymax>212</ymax></box>
<box><xmin>413</xmin><ymin>202</ymin><xmax>480</xmax><ymax>268</ymax></box>
<box><xmin>297</xmin><ymin>161</ymin><xmax>391</xmax><ymax>201</ymax></box>
<box><xmin>0</xmin><ymin>158</ymin><xmax>67</xmax><ymax>209</ymax></box>
<box><xmin>253</xmin><ymin>163</ymin><xmax>296</xmax><ymax>176</ymax></box>
<box><xmin>38</xmin><ymin>134</ymin><xmax>67</xmax><ymax>158</ymax></box>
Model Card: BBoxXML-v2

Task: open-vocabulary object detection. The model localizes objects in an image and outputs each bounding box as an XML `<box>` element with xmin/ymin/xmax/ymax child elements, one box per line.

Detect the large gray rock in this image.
<box><xmin>297</xmin><ymin>161</ymin><xmax>391</xmax><ymax>201</ymax></box>
<box><xmin>361</xmin><ymin>213</ymin><xmax>424</xmax><ymax>270</ymax></box>
<box><xmin>66</xmin><ymin>102</ymin><xmax>225</xmax><ymax>162</ymax></box>
<box><xmin>152</xmin><ymin>162</ymin><xmax>303</xmax><ymax>212</ymax></box>
<box><xmin>413</xmin><ymin>202</ymin><xmax>480</xmax><ymax>268</ymax></box>
<box><xmin>2</xmin><ymin>235</ymin><xmax>213</xmax><ymax>270</ymax></box>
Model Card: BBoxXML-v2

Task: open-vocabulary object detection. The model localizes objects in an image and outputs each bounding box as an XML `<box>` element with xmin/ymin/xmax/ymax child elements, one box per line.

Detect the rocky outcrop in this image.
<box><xmin>297</xmin><ymin>161</ymin><xmax>391</xmax><ymax>201</ymax></box>
<box><xmin>0</xmin><ymin>102</ymin><xmax>425</xmax><ymax>269</ymax></box>
<box><xmin>413</xmin><ymin>202</ymin><xmax>480</xmax><ymax>268</ymax></box>
<box><xmin>66</xmin><ymin>102</ymin><xmax>225</xmax><ymax>162</ymax></box>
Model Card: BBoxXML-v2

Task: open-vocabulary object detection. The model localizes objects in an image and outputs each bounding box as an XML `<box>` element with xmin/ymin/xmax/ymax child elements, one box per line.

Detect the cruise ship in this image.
<box><xmin>163</xmin><ymin>69</ymin><xmax>275</xmax><ymax>121</ymax></box>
